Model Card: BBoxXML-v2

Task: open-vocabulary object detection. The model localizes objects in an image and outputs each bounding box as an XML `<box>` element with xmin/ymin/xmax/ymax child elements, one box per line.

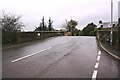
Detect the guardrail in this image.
<box><xmin>2</xmin><ymin>31</ymin><xmax>64</xmax><ymax>45</ymax></box>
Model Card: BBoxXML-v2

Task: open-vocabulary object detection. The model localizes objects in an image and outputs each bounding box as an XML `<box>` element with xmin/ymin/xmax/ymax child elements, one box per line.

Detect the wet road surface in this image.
<box><xmin>2</xmin><ymin>36</ymin><xmax>119</xmax><ymax>78</ymax></box>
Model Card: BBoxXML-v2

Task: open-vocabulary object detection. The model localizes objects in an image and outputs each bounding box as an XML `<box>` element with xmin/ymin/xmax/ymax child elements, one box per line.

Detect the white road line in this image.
<box><xmin>61</xmin><ymin>41</ymin><xmax>67</xmax><ymax>44</ymax></box>
<box><xmin>61</xmin><ymin>39</ymin><xmax>72</xmax><ymax>44</ymax></box>
<box><xmin>92</xmin><ymin>51</ymin><xmax>101</xmax><ymax>80</ymax></box>
<box><xmin>95</xmin><ymin>62</ymin><xmax>99</xmax><ymax>69</ymax></box>
<box><xmin>92</xmin><ymin>70</ymin><xmax>98</xmax><ymax>79</ymax></box>
<box><xmin>98</xmin><ymin>51</ymin><xmax>101</xmax><ymax>55</ymax></box>
<box><xmin>97</xmin><ymin>56</ymin><xmax>101</xmax><ymax>61</ymax></box>
<box><xmin>11</xmin><ymin>39</ymin><xmax>69</xmax><ymax>63</ymax></box>
<box><xmin>11</xmin><ymin>47</ymin><xmax>52</xmax><ymax>63</ymax></box>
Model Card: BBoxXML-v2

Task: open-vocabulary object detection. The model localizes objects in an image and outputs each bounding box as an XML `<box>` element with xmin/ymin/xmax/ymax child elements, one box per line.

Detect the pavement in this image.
<box><xmin>97</xmin><ymin>48</ymin><xmax>120</xmax><ymax>78</ymax></box>
<box><xmin>98</xmin><ymin>41</ymin><xmax>120</xmax><ymax>79</ymax></box>
<box><xmin>2</xmin><ymin>36</ymin><xmax>119</xmax><ymax>79</ymax></box>
<box><xmin>101</xmin><ymin>42</ymin><xmax>120</xmax><ymax>58</ymax></box>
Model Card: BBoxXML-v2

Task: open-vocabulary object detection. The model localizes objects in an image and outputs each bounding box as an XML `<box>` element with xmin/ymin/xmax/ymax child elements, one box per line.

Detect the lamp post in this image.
<box><xmin>110</xmin><ymin>0</ymin><xmax>113</xmax><ymax>45</ymax></box>
<box><xmin>111</xmin><ymin>0</ymin><xmax>113</xmax><ymax>27</ymax></box>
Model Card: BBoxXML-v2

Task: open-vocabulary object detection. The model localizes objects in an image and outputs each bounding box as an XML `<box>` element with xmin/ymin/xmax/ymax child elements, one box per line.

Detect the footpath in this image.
<box><xmin>100</xmin><ymin>42</ymin><xmax>120</xmax><ymax>60</ymax></box>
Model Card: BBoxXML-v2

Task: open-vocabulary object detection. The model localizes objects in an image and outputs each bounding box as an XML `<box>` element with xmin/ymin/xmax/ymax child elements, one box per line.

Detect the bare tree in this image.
<box><xmin>0</xmin><ymin>11</ymin><xmax>24</xmax><ymax>32</ymax></box>
<box><xmin>34</xmin><ymin>16</ymin><xmax>48</xmax><ymax>31</ymax></box>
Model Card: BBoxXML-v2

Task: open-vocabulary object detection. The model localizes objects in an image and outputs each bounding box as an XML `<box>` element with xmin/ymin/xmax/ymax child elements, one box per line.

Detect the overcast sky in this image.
<box><xmin>0</xmin><ymin>0</ymin><xmax>120</xmax><ymax>31</ymax></box>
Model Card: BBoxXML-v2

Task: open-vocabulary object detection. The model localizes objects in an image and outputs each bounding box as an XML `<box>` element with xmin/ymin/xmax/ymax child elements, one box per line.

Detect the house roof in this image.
<box><xmin>98</xmin><ymin>21</ymin><xmax>118</xmax><ymax>28</ymax></box>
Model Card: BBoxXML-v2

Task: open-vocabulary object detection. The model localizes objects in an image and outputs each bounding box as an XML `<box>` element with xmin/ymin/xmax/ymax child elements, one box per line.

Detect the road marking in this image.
<box><xmin>97</xmin><ymin>56</ymin><xmax>101</xmax><ymax>61</ymax></box>
<box><xmin>11</xmin><ymin>39</ymin><xmax>69</xmax><ymax>63</ymax></box>
<box><xmin>61</xmin><ymin>41</ymin><xmax>67</xmax><ymax>44</ymax></box>
<box><xmin>11</xmin><ymin>47</ymin><xmax>52</xmax><ymax>63</ymax></box>
<box><xmin>98</xmin><ymin>51</ymin><xmax>101</xmax><ymax>55</ymax></box>
<box><xmin>61</xmin><ymin>39</ymin><xmax>72</xmax><ymax>44</ymax></box>
<box><xmin>95</xmin><ymin>62</ymin><xmax>99</xmax><ymax>69</ymax></box>
<box><xmin>92</xmin><ymin>70</ymin><xmax>98</xmax><ymax>79</ymax></box>
<box><xmin>92</xmin><ymin>51</ymin><xmax>101</xmax><ymax>80</ymax></box>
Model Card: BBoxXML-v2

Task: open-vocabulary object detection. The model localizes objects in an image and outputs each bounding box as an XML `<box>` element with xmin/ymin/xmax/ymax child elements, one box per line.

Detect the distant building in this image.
<box><xmin>118</xmin><ymin>1</ymin><xmax>120</xmax><ymax>18</ymax></box>
<box><xmin>98</xmin><ymin>22</ymin><xmax>118</xmax><ymax>28</ymax></box>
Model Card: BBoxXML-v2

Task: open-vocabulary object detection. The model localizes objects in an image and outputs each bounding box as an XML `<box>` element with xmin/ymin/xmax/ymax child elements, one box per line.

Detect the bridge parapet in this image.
<box><xmin>2</xmin><ymin>31</ymin><xmax>64</xmax><ymax>45</ymax></box>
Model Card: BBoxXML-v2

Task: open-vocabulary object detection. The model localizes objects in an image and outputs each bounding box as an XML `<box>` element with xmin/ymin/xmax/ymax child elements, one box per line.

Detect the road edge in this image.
<box><xmin>96</xmin><ymin>36</ymin><xmax>120</xmax><ymax>60</ymax></box>
<box><xmin>99</xmin><ymin>42</ymin><xmax>120</xmax><ymax>60</ymax></box>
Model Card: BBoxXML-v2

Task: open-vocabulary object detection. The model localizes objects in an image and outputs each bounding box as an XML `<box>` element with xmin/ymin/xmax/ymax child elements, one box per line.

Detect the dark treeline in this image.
<box><xmin>0</xmin><ymin>12</ymin><xmax>58</xmax><ymax>44</ymax></box>
<box><xmin>0</xmin><ymin>12</ymin><xmax>24</xmax><ymax>44</ymax></box>
<box><xmin>34</xmin><ymin>16</ymin><xmax>55</xmax><ymax>31</ymax></box>
<box><xmin>1</xmin><ymin>11</ymin><xmax>120</xmax><ymax>45</ymax></box>
<box><xmin>82</xmin><ymin>22</ymin><xmax>97</xmax><ymax>36</ymax></box>
<box><xmin>0</xmin><ymin>12</ymin><xmax>56</xmax><ymax>33</ymax></box>
<box><xmin>81</xmin><ymin>20</ymin><xmax>105</xmax><ymax>36</ymax></box>
<box><xmin>0</xmin><ymin>11</ymin><xmax>103</xmax><ymax>36</ymax></box>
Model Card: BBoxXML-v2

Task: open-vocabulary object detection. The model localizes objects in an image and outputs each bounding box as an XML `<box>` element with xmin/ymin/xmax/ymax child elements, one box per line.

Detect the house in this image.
<box><xmin>98</xmin><ymin>21</ymin><xmax>118</xmax><ymax>29</ymax></box>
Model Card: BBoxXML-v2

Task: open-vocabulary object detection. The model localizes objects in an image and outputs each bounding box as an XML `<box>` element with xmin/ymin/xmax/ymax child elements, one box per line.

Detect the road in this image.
<box><xmin>2</xmin><ymin>36</ymin><xmax>119</xmax><ymax>78</ymax></box>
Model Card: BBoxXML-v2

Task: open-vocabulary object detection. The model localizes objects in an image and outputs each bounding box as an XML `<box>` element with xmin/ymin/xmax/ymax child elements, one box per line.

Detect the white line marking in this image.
<box><xmin>11</xmin><ymin>47</ymin><xmax>51</xmax><ymax>63</ymax></box>
<box><xmin>92</xmin><ymin>70</ymin><xmax>98</xmax><ymax>79</ymax></box>
<box><xmin>98</xmin><ymin>51</ymin><xmax>101</xmax><ymax>55</ymax></box>
<box><xmin>61</xmin><ymin>39</ymin><xmax>71</xmax><ymax>44</ymax></box>
<box><xmin>97</xmin><ymin>56</ymin><xmax>101</xmax><ymax>61</ymax></box>
<box><xmin>95</xmin><ymin>62</ymin><xmax>99</xmax><ymax>69</ymax></box>
<box><xmin>62</xmin><ymin>41</ymin><xmax>67</xmax><ymax>44</ymax></box>
<box><xmin>92</xmin><ymin>51</ymin><xmax>101</xmax><ymax>79</ymax></box>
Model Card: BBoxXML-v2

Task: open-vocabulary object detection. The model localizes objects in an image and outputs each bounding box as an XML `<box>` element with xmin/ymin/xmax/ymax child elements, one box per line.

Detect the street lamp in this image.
<box><xmin>111</xmin><ymin>0</ymin><xmax>113</xmax><ymax>27</ymax></box>
<box><xmin>110</xmin><ymin>0</ymin><xmax>113</xmax><ymax>45</ymax></box>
